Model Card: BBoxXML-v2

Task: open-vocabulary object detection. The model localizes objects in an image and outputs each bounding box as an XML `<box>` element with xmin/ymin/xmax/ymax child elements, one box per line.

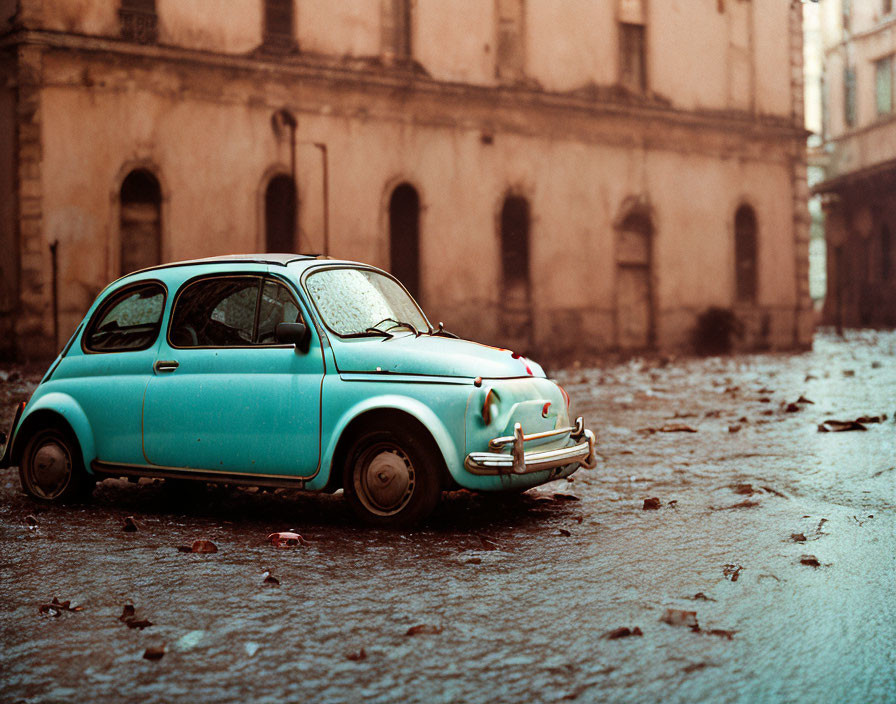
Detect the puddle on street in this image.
<box><xmin>1</xmin><ymin>330</ymin><xmax>894</xmax><ymax>703</ymax></box>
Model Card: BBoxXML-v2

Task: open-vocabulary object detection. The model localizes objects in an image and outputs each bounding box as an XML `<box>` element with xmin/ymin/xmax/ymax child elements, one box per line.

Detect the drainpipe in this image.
<box><xmin>312</xmin><ymin>142</ymin><xmax>329</xmax><ymax>256</ymax></box>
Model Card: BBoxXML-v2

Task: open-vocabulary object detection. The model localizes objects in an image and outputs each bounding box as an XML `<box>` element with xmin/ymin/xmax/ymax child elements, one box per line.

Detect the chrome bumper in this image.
<box><xmin>464</xmin><ymin>416</ymin><xmax>597</xmax><ymax>476</ymax></box>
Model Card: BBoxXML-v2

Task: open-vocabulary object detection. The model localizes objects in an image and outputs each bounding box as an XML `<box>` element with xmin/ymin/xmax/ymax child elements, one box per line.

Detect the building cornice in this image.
<box><xmin>1</xmin><ymin>28</ymin><xmax>807</xmax><ymax>145</ymax></box>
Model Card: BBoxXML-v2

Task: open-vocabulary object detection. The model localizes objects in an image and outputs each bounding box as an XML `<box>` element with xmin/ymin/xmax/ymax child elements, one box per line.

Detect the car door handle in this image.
<box><xmin>154</xmin><ymin>360</ymin><xmax>179</xmax><ymax>373</ymax></box>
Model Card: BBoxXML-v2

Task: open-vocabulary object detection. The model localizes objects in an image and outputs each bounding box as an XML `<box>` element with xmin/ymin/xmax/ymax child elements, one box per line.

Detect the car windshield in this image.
<box><xmin>305</xmin><ymin>267</ymin><xmax>429</xmax><ymax>336</ymax></box>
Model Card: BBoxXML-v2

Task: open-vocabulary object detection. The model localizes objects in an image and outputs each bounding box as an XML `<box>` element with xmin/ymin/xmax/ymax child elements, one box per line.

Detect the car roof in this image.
<box><xmin>138</xmin><ymin>253</ymin><xmax>323</xmax><ymax>271</ymax></box>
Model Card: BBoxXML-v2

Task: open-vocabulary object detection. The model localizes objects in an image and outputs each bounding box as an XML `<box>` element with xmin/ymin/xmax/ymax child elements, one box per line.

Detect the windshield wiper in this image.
<box><xmin>370</xmin><ymin>317</ymin><xmax>420</xmax><ymax>337</ymax></box>
<box><xmin>430</xmin><ymin>321</ymin><xmax>458</xmax><ymax>339</ymax></box>
<box><xmin>363</xmin><ymin>327</ymin><xmax>393</xmax><ymax>339</ymax></box>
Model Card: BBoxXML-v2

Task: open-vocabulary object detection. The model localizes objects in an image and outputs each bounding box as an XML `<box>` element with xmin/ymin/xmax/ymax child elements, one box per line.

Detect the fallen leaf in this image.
<box><xmin>38</xmin><ymin>597</ymin><xmax>82</xmax><ymax>616</ymax></box>
<box><xmin>25</xmin><ymin>515</ymin><xmax>38</xmax><ymax>527</ymax></box>
<box><xmin>262</xmin><ymin>572</ymin><xmax>280</xmax><ymax>586</ymax></box>
<box><xmin>705</xmin><ymin>629</ymin><xmax>735</xmax><ymax>640</ymax></box>
<box><xmin>123</xmin><ymin>516</ymin><xmax>139</xmax><ymax>532</ymax></box>
<box><xmin>796</xmin><ymin>395</ymin><xmax>814</xmax><ymax>404</ymax></box>
<box><xmin>728</xmin><ymin>424</ymin><xmax>742</xmax><ymax>433</ymax></box>
<box><xmin>661</xmin><ymin>609</ymin><xmax>699</xmax><ymax>630</ymax></box>
<box><xmin>143</xmin><ymin>646</ymin><xmax>165</xmax><ymax>661</ymax></box>
<box><xmin>642</xmin><ymin>497</ymin><xmax>661</xmax><ymax>510</ymax></box>
<box><xmin>465</xmin><ymin>557</ymin><xmax>482</xmax><ymax>565</ymax></box>
<box><xmin>712</xmin><ymin>500</ymin><xmax>760</xmax><ymax>510</ymax></box>
<box><xmin>346</xmin><ymin>648</ymin><xmax>367</xmax><ymax>661</ymax></box>
<box><xmin>800</xmin><ymin>555</ymin><xmax>821</xmax><ymax>568</ymax></box>
<box><xmin>791</xmin><ymin>533</ymin><xmax>807</xmax><ymax>542</ymax></box>
<box><xmin>784</xmin><ymin>403</ymin><xmax>800</xmax><ymax>413</ymax></box>
<box><xmin>843</xmin><ymin>369</ymin><xmax>855</xmax><ymax>377</ymax></box>
<box><xmin>722</xmin><ymin>564</ymin><xmax>744</xmax><ymax>581</ymax></box>
<box><xmin>732</xmin><ymin>484</ymin><xmax>755</xmax><ymax>495</ymax></box>
<box><xmin>660</xmin><ymin>423</ymin><xmax>698</xmax><ymax>433</ymax></box>
<box><xmin>126</xmin><ymin>619</ymin><xmax>153</xmax><ymax>630</ymax></box>
<box><xmin>688</xmin><ymin>593</ymin><xmax>715</xmax><ymax>602</ymax></box>
<box><xmin>189</xmin><ymin>539</ymin><xmax>217</xmax><ymax>553</ymax></box>
<box><xmin>558</xmin><ymin>529</ymin><xmax>572</xmax><ymax>537</ymax></box>
<box><xmin>855</xmin><ymin>415</ymin><xmax>886</xmax><ymax>424</ymax></box>
<box><xmin>405</xmin><ymin>624</ymin><xmax>443</xmax><ymax>636</ymax></box>
<box><xmin>604</xmin><ymin>626</ymin><xmax>643</xmax><ymax>640</ymax></box>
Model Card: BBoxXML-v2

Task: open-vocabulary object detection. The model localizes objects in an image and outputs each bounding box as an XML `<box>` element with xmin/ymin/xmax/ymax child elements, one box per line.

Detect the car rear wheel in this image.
<box><xmin>19</xmin><ymin>425</ymin><xmax>90</xmax><ymax>503</ymax></box>
<box><xmin>343</xmin><ymin>426</ymin><xmax>441</xmax><ymax>527</ymax></box>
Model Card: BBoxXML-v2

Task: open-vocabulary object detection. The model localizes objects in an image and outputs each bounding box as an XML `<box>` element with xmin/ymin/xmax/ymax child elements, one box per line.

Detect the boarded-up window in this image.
<box><xmin>119</xmin><ymin>0</ymin><xmax>157</xmax><ymax>43</ymax></box>
<box><xmin>619</xmin><ymin>23</ymin><xmax>646</xmax><ymax>92</ymax></box>
<box><xmin>495</xmin><ymin>0</ymin><xmax>525</xmax><ymax>81</ymax></box>
<box><xmin>734</xmin><ymin>206</ymin><xmax>758</xmax><ymax>303</ymax></box>
<box><xmin>844</xmin><ymin>65</ymin><xmax>857</xmax><ymax>127</ymax></box>
<box><xmin>616</xmin><ymin>212</ymin><xmax>653</xmax><ymax>349</ymax></box>
<box><xmin>264</xmin><ymin>0</ymin><xmax>295</xmax><ymax>49</ymax></box>
<box><xmin>120</xmin><ymin>169</ymin><xmax>161</xmax><ymax>276</ymax></box>
<box><xmin>500</xmin><ymin>195</ymin><xmax>532</xmax><ymax>348</ymax></box>
<box><xmin>876</xmin><ymin>56</ymin><xmax>892</xmax><ymax>116</ymax></box>
<box><xmin>382</xmin><ymin>0</ymin><xmax>412</xmax><ymax>62</ymax></box>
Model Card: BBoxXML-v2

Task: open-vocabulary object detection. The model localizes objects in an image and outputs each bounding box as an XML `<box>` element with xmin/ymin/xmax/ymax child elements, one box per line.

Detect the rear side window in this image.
<box><xmin>84</xmin><ymin>282</ymin><xmax>166</xmax><ymax>352</ymax></box>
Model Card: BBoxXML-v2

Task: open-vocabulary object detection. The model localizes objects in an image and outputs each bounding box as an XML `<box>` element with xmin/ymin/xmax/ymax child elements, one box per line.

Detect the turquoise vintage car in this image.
<box><xmin>0</xmin><ymin>255</ymin><xmax>596</xmax><ymax>525</ymax></box>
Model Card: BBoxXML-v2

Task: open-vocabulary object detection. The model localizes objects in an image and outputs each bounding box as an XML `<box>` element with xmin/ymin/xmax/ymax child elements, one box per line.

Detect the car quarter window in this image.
<box><xmin>83</xmin><ymin>282</ymin><xmax>166</xmax><ymax>353</ymax></box>
<box><xmin>169</xmin><ymin>275</ymin><xmax>302</xmax><ymax>348</ymax></box>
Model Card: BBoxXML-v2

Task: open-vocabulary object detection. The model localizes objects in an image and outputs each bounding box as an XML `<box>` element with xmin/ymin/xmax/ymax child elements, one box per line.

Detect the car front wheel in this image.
<box><xmin>19</xmin><ymin>425</ymin><xmax>90</xmax><ymax>503</ymax></box>
<box><xmin>343</xmin><ymin>426</ymin><xmax>441</xmax><ymax>527</ymax></box>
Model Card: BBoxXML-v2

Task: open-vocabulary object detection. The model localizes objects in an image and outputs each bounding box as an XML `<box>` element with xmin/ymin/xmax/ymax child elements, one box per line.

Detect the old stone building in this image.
<box><xmin>815</xmin><ymin>0</ymin><xmax>896</xmax><ymax>328</ymax></box>
<box><xmin>1</xmin><ymin>0</ymin><xmax>813</xmax><ymax>360</ymax></box>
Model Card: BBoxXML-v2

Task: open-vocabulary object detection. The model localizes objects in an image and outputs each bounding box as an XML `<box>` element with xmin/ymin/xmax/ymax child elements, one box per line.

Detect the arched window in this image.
<box><xmin>734</xmin><ymin>205</ymin><xmax>758</xmax><ymax>303</ymax></box>
<box><xmin>389</xmin><ymin>183</ymin><xmax>421</xmax><ymax>299</ymax></box>
<box><xmin>616</xmin><ymin>210</ymin><xmax>653</xmax><ymax>349</ymax></box>
<box><xmin>120</xmin><ymin>169</ymin><xmax>161</xmax><ymax>275</ymax></box>
<box><xmin>265</xmin><ymin>175</ymin><xmax>297</xmax><ymax>253</ymax></box>
<box><xmin>499</xmin><ymin>195</ymin><xmax>532</xmax><ymax>347</ymax></box>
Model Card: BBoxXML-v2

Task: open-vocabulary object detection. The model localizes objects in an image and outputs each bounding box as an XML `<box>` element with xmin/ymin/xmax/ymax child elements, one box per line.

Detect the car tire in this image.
<box><xmin>19</xmin><ymin>424</ymin><xmax>91</xmax><ymax>503</ymax></box>
<box><xmin>343</xmin><ymin>426</ymin><xmax>441</xmax><ymax>527</ymax></box>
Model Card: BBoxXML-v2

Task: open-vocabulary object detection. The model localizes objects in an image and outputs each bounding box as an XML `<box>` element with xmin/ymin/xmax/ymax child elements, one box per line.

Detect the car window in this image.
<box><xmin>84</xmin><ymin>282</ymin><xmax>166</xmax><ymax>353</ymax></box>
<box><xmin>169</xmin><ymin>275</ymin><xmax>302</xmax><ymax>348</ymax></box>
<box><xmin>305</xmin><ymin>267</ymin><xmax>427</xmax><ymax>336</ymax></box>
<box><xmin>258</xmin><ymin>279</ymin><xmax>301</xmax><ymax>344</ymax></box>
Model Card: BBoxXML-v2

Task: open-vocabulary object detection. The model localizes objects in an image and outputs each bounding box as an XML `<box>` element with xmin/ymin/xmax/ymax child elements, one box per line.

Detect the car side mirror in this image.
<box><xmin>275</xmin><ymin>322</ymin><xmax>311</xmax><ymax>352</ymax></box>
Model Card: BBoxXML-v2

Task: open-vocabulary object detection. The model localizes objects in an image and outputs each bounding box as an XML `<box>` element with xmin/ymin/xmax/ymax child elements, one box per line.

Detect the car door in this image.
<box><xmin>142</xmin><ymin>273</ymin><xmax>324</xmax><ymax>478</ymax></box>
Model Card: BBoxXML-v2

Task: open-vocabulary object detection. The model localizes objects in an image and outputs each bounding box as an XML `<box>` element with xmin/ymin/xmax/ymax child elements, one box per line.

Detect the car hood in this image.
<box><xmin>330</xmin><ymin>333</ymin><xmax>545</xmax><ymax>379</ymax></box>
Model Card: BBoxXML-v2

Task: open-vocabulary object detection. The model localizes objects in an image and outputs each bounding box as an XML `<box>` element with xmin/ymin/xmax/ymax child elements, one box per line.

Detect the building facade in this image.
<box><xmin>816</xmin><ymin>0</ymin><xmax>896</xmax><ymax>327</ymax></box>
<box><xmin>1</xmin><ymin>0</ymin><xmax>813</xmax><ymax>360</ymax></box>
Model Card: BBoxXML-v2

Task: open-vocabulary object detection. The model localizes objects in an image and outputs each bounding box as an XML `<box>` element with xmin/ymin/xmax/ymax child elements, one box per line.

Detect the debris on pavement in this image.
<box><xmin>38</xmin><ymin>597</ymin><xmax>83</xmax><ymax>616</ymax></box>
<box><xmin>604</xmin><ymin>627</ymin><xmax>643</xmax><ymax>640</ymax></box>
<box><xmin>477</xmin><ymin>535</ymin><xmax>500</xmax><ymax>551</ymax></box>
<box><xmin>800</xmin><ymin>555</ymin><xmax>822</xmax><ymax>568</ymax></box>
<box><xmin>177</xmin><ymin>539</ymin><xmax>218</xmax><ymax>553</ymax></box>
<box><xmin>688</xmin><ymin>593</ymin><xmax>716</xmax><ymax>602</ymax></box>
<box><xmin>552</xmin><ymin>493</ymin><xmax>580</xmax><ymax>502</ymax></box>
<box><xmin>660</xmin><ymin>423</ymin><xmax>698</xmax><ymax>433</ymax></box>
<box><xmin>705</xmin><ymin>629</ymin><xmax>735</xmax><ymax>640</ymax></box>
<box><xmin>346</xmin><ymin>648</ymin><xmax>367</xmax><ymax>661</ymax></box>
<box><xmin>558</xmin><ymin>528</ymin><xmax>572</xmax><ymax>537</ymax></box>
<box><xmin>791</xmin><ymin>533</ymin><xmax>807</xmax><ymax>542</ymax></box>
<box><xmin>817</xmin><ymin>419</ymin><xmax>867</xmax><ymax>432</ymax></box>
<box><xmin>142</xmin><ymin>646</ymin><xmax>165</xmax><ymax>661</ymax></box>
<box><xmin>262</xmin><ymin>571</ymin><xmax>280</xmax><ymax>586</ymax></box>
<box><xmin>25</xmin><ymin>515</ymin><xmax>38</xmax><ymax>528</ymax></box>
<box><xmin>642</xmin><ymin>497</ymin><xmax>662</xmax><ymax>510</ymax></box>
<box><xmin>122</xmin><ymin>516</ymin><xmax>139</xmax><ymax>532</ymax></box>
<box><xmin>119</xmin><ymin>604</ymin><xmax>153</xmax><ymax>629</ymax></box>
<box><xmin>267</xmin><ymin>532</ymin><xmax>306</xmax><ymax>547</ymax></box>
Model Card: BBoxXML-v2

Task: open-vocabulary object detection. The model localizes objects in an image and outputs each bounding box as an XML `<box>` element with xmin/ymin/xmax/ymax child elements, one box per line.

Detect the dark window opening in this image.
<box><xmin>382</xmin><ymin>0</ymin><xmax>413</xmax><ymax>62</ymax></box>
<box><xmin>882</xmin><ymin>224</ymin><xmax>892</xmax><ymax>281</ymax></box>
<box><xmin>84</xmin><ymin>282</ymin><xmax>165</xmax><ymax>353</ymax></box>
<box><xmin>389</xmin><ymin>184</ymin><xmax>421</xmax><ymax>300</ymax></box>
<box><xmin>265</xmin><ymin>175</ymin><xmax>297</xmax><ymax>253</ymax></box>
<box><xmin>120</xmin><ymin>0</ymin><xmax>157</xmax><ymax>43</ymax></box>
<box><xmin>886</xmin><ymin>0</ymin><xmax>894</xmax><ymax>16</ymax></box>
<box><xmin>620</xmin><ymin>22</ymin><xmax>647</xmax><ymax>92</ymax></box>
<box><xmin>120</xmin><ymin>169</ymin><xmax>162</xmax><ymax>276</ymax></box>
<box><xmin>735</xmin><ymin>205</ymin><xmax>758</xmax><ymax>303</ymax></box>
<box><xmin>500</xmin><ymin>195</ymin><xmax>532</xmax><ymax>346</ymax></box>
<box><xmin>264</xmin><ymin>0</ymin><xmax>296</xmax><ymax>50</ymax></box>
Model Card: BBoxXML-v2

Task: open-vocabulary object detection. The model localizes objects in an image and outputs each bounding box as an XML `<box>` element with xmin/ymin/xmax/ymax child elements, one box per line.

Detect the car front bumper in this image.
<box><xmin>463</xmin><ymin>416</ymin><xmax>597</xmax><ymax>476</ymax></box>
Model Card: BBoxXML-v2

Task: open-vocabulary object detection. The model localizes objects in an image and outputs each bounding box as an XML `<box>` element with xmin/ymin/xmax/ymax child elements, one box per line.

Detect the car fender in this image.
<box><xmin>15</xmin><ymin>392</ymin><xmax>97</xmax><ymax>473</ymax></box>
<box><xmin>311</xmin><ymin>393</ymin><xmax>463</xmax><ymax>491</ymax></box>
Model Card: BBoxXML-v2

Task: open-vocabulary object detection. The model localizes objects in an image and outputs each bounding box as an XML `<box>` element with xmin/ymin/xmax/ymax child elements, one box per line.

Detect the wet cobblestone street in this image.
<box><xmin>1</xmin><ymin>330</ymin><xmax>894</xmax><ymax>703</ymax></box>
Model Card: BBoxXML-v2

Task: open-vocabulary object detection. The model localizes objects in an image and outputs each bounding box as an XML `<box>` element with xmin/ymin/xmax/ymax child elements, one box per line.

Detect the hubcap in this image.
<box><xmin>356</xmin><ymin>444</ymin><xmax>415</xmax><ymax>515</ymax></box>
<box><xmin>30</xmin><ymin>440</ymin><xmax>72</xmax><ymax>499</ymax></box>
